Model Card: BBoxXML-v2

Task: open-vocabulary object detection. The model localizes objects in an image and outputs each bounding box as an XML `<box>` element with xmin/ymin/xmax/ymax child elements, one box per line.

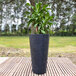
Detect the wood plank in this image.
<box><xmin>0</xmin><ymin>57</ymin><xmax>76</xmax><ymax>76</ymax></box>
<box><xmin>51</xmin><ymin>58</ymin><xmax>64</xmax><ymax>76</ymax></box>
<box><xmin>9</xmin><ymin>57</ymin><xmax>24</xmax><ymax>76</ymax></box>
<box><xmin>0</xmin><ymin>57</ymin><xmax>9</xmax><ymax>64</ymax></box>
<box><xmin>3</xmin><ymin>57</ymin><xmax>21</xmax><ymax>76</ymax></box>
<box><xmin>61</xmin><ymin>58</ymin><xmax>76</xmax><ymax>76</ymax></box>
<box><xmin>56</xmin><ymin>58</ymin><xmax>72</xmax><ymax>76</ymax></box>
<box><xmin>0</xmin><ymin>58</ymin><xmax>15</xmax><ymax>76</ymax></box>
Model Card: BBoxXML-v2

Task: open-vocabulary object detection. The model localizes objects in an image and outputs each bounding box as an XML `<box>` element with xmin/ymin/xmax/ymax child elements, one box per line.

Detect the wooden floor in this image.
<box><xmin>0</xmin><ymin>57</ymin><xmax>76</xmax><ymax>76</ymax></box>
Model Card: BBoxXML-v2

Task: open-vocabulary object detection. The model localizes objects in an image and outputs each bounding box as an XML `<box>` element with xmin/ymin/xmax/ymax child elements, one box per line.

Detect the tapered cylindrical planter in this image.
<box><xmin>29</xmin><ymin>34</ymin><xmax>49</xmax><ymax>74</ymax></box>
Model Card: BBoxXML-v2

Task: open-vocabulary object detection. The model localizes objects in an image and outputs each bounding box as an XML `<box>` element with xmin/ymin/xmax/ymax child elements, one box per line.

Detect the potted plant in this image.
<box><xmin>25</xmin><ymin>2</ymin><xmax>54</xmax><ymax>74</ymax></box>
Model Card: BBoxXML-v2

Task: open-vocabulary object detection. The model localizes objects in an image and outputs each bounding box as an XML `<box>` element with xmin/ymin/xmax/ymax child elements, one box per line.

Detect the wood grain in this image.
<box><xmin>0</xmin><ymin>57</ymin><xmax>76</xmax><ymax>76</ymax></box>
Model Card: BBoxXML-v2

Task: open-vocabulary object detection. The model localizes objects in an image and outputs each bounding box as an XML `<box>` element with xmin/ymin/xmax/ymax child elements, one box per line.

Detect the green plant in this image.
<box><xmin>25</xmin><ymin>2</ymin><xmax>54</xmax><ymax>34</ymax></box>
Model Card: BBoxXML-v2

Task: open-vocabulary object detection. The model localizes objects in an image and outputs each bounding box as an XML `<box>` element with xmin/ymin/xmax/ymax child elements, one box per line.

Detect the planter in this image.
<box><xmin>29</xmin><ymin>34</ymin><xmax>49</xmax><ymax>74</ymax></box>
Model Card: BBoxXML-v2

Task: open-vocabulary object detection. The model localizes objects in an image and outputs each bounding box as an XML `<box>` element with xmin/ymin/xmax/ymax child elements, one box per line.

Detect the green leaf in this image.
<box><xmin>38</xmin><ymin>26</ymin><xmax>41</xmax><ymax>30</ymax></box>
<box><xmin>49</xmin><ymin>16</ymin><xmax>53</xmax><ymax>20</ymax></box>
<box><xmin>36</xmin><ymin>3</ymin><xmax>39</xmax><ymax>11</ymax></box>
<box><xmin>27</xmin><ymin>22</ymin><xmax>31</xmax><ymax>26</ymax></box>
<box><xmin>34</xmin><ymin>24</ymin><xmax>38</xmax><ymax>27</ymax></box>
<box><xmin>38</xmin><ymin>2</ymin><xmax>42</xmax><ymax>7</ymax></box>
<box><xmin>41</xmin><ymin>30</ymin><xmax>46</xmax><ymax>34</ymax></box>
<box><xmin>29</xmin><ymin>18</ymin><xmax>34</xmax><ymax>22</ymax></box>
<box><xmin>48</xmin><ymin>22</ymin><xmax>53</xmax><ymax>25</ymax></box>
<box><xmin>25</xmin><ymin>11</ymin><xmax>30</xmax><ymax>14</ymax></box>
<box><xmin>31</xmin><ymin>6</ymin><xmax>35</xmax><ymax>10</ymax></box>
<box><xmin>47</xmin><ymin>8</ymin><xmax>51</xmax><ymax>10</ymax></box>
<box><xmin>25</xmin><ymin>3</ymin><xmax>31</xmax><ymax>6</ymax></box>
<box><xmin>28</xmin><ymin>19</ymin><xmax>34</xmax><ymax>26</ymax></box>
<box><xmin>43</xmin><ymin>4</ymin><xmax>48</xmax><ymax>9</ymax></box>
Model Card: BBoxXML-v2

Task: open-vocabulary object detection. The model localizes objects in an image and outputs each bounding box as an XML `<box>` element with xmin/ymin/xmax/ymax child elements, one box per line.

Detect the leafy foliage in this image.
<box><xmin>25</xmin><ymin>2</ymin><xmax>54</xmax><ymax>34</ymax></box>
<box><xmin>0</xmin><ymin>0</ymin><xmax>76</xmax><ymax>36</ymax></box>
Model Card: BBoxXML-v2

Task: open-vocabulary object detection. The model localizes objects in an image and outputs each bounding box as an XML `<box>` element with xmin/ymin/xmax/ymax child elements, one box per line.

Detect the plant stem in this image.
<box><xmin>36</xmin><ymin>26</ymin><xmax>38</xmax><ymax>33</ymax></box>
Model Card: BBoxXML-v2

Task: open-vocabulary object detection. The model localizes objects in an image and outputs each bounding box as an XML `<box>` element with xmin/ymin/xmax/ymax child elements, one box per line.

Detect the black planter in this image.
<box><xmin>29</xmin><ymin>34</ymin><xmax>49</xmax><ymax>74</ymax></box>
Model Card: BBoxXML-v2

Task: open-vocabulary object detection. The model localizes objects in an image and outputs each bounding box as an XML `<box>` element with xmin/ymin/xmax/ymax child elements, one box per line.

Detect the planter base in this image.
<box><xmin>33</xmin><ymin>70</ymin><xmax>46</xmax><ymax>74</ymax></box>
